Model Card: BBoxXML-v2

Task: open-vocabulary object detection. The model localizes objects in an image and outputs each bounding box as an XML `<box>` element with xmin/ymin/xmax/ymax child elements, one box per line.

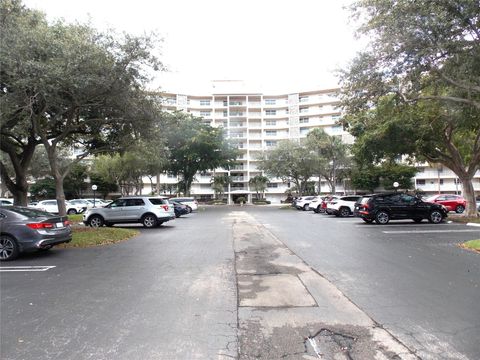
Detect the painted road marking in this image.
<box><xmin>0</xmin><ymin>266</ymin><xmax>56</xmax><ymax>272</ymax></box>
<box><xmin>383</xmin><ymin>229</ymin><xmax>480</xmax><ymax>234</ymax></box>
<box><xmin>355</xmin><ymin>223</ymin><xmax>464</xmax><ymax>227</ymax></box>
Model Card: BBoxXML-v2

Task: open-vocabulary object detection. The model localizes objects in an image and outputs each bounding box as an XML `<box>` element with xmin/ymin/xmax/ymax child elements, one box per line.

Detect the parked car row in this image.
<box><xmin>293</xmin><ymin>193</ymin><xmax>455</xmax><ymax>225</ymax></box>
<box><xmin>82</xmin><ymin>196</ymin><xmax>198</xmax><ymax>228</ymax></box>
<box><xmin>0</xmin><ymin>196</ymin><xmax>199</xmax><ymax>261</ymax></box>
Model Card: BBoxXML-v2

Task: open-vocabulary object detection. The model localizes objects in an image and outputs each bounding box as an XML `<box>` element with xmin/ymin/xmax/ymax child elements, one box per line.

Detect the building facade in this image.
<box><xmin>151</xmin><ymin>84</ymin><xmax>479</xmax><ymax>204</ymax></box>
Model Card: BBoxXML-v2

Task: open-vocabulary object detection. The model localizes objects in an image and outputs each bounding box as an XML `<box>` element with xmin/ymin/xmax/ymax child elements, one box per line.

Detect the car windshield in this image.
<box><xmin>149</xmin><ymin>198</ymin><xmax>168</xmax><ymax>205</ymax></box>
<box><xmin>5</xmin><ymin>207</ymin><xmax>54</xmax><ymax>218</ymax></box>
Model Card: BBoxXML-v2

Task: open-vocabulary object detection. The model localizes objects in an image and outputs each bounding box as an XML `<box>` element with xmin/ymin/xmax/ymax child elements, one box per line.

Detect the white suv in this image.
<box><xmin>295</xmin><ymin>196</ymin><xmax>319</xmax><ymax>211</ymax></box>
<box><xmin>326</xmin><ymin>195</ymin><xmax>362</xmax><ymax>217</ymax></box>
<box><xmin>83</xmin><ymin>196</ymin><xmax>175</xmax><ymax>228</ymax></box>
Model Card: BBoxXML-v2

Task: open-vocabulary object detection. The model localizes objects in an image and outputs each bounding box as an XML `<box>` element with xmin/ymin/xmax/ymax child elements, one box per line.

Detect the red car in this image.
<box><xmin>424</xmin><ymin>194</ymin><xmax>466</xmax><ymax>213</ymax></box>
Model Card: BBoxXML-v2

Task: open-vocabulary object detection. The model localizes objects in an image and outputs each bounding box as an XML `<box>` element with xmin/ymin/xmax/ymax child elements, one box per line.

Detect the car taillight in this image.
<box><xmin>161</xmin><ymin>205</ymin><xmax>169</xmax><ymax>211</ymax></box>
<box><xmin>64</xmin><ymin>220</ymin><xmax>71</xmax><ymax>226</ymax></box>
<box><xmin>26</xmin><ymin>223</ymin><xmax>54</xmax><ymax>229</ymax></box>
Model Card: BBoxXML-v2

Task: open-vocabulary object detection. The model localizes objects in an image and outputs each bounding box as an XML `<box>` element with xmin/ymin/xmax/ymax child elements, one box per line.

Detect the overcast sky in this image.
<box><xmin>23</xmin><ymin>0</ymin><xmax>365</xmax><ymax>94</ymax></box>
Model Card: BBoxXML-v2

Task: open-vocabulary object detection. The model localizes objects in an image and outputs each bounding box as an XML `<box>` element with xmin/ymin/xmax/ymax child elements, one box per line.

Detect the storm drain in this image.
<box><xmin>306</xmin><ymin>329</ymin><xmax>356</xmax><ymax>359</ymax></box>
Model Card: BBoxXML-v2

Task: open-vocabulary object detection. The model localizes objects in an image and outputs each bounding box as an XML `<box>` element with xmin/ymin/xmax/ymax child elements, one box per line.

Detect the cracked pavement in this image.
<box><xmin>1</xmin><ymin>206</ymin><xmax>478</xmax><ymax>359</ymax></box>
<box><xmin>232</xmin><ymin>211</ymin><xmax>418</xmax><ymax>360</ymax></box>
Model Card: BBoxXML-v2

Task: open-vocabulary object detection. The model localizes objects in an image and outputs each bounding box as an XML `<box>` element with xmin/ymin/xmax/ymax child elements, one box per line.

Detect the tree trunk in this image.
<box><xmin>0</xmin><ymin>162</ymin><xmax>29</xmax><ymax>206</ymax></box>
<box><xmin>156</xmin><ymin>172</ymin><xmax>161</xmax><ymax>195</ymax></box>
<box><xmin>459</xmin><ymin>176</ymin><xmax>478</xmax><ymax>217</ymax></box>
<box><xmin>0</xmin><ymin>140</ymin><xmax>37</xmax><ymax>206</ymax></box>
<box><xmin>54</xmin><ymin>176</ymin><xmax>67</xmax><ymax>216</ymax></box>
<box><xmin>44</xmin><ymin>145</ymin><xmax>67</xmax><ymax>216</ymax></box>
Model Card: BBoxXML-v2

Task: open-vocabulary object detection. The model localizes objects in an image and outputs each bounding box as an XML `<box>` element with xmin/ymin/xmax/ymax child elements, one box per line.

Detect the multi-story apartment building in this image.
<box><xmin>157</xmin><ymin>85</ymin><xmax>354</xmax><ymax>204</ymax></box>
<box><xmin>152</xmin><ymin>82</ymin><xmax>480</xmax><ymax>204</ymax></box>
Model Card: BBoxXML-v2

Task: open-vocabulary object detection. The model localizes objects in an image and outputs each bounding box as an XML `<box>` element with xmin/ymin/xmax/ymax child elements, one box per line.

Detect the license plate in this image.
<box><xmin>56</xmin><ymin>222</ymin><xmax>64</xmax><ymax>228</ymax></box>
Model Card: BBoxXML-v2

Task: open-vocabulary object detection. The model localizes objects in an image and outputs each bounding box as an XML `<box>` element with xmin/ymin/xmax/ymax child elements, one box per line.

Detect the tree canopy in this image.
<box><xmin>163</xmin><ymin>112</ymin><xmax>239</xmax><ymax>195</ymax></box>
<box><xmin>1</xmin><ymin>0</ymin><xmax>162</xmax><ymax>212</ymax></box>
<box><xmin>339</xmin><ymin>0</ymin><xmax>480</xmax><ymax>216</ymax></box>
<box><xmin>259</xmin><ymin>140</ymin><xmax>317</xmax><ymax>196</ymax></box>
<box><xmin>305</xmin><ymin>128</ymin><xmax>351</xmax><ymax>194</ymax></box>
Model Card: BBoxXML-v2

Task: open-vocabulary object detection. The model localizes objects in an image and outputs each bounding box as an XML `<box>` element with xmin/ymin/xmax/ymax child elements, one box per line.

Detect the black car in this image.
<box><xmin>171</xmin><ymin>201</ymin><xmax>189</xmax><ymax>218</ymax></box>
<box><xmin>354</xmin><ymin>193</ymin><xmax>448</xmax><ymax>225</ymax></box>
<box><xmin>0</xmin><ymin>206</ymin><xmax>72</xmax><ymax>261</ymax></box>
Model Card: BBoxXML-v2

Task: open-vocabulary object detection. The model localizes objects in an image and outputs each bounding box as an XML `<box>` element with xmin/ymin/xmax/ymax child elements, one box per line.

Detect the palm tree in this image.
<box><xmin>211</xmin><ymin>175</ymin><xmax>231</xmax><ymax>200</ymax></box>
<box><xmin>249</xmin><ymin>175</ymin><xmax>269</xmax><ymax>200</ymax></box>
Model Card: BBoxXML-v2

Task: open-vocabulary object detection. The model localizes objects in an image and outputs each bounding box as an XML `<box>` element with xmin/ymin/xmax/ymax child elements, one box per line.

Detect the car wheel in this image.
<box><xmin>362</xmin><ymin>218</ymin><xmax>374</xmax><ymax>224</ymax></box>
<box><xmin>67</xmin><ymin>209</ymin><xmax>77</xmax><ymax>215</ymax></box>
<box><xmin>455</xmin><ymin>205</ymin><xmax>465</xmax><ymax>214</ymax></box>
<box><xmin>314</xmin><ymin>206</ymin><xmax>320</xmax><ymax>213</ymax></box>
<box><xmin>142</xmin><ymin>214</ymin><xmax>158</xmax><ymax>228</ymax></box>
<box><xmin>186</xmin><ymin>206</ymin><xmax>192</xmax><ymax>213</ymax></box>
<box><xmin>340</xmin><ymin>207</ymin><xmax>351</xmax><ymax>217</ymax></box>
<box><xmin>375</xmin><ymin>211</ymin><xmax>390</xmax><ymax>225</ymax></box>
<box><xmin>303</xmin><ymin>204</ymin><xmax>308</xmax><ymax>211</ymax></box>
<box><xmin>413</xmin><ymin>218</ymin><xmax>423</xmax><ymax>223</ymax></box>
<box><xmin>89</xmin><ymin>215</ymin><xmax>104</xmax><ymax>228</ymax></box>
<box><xmin>0</xmin><ymin>235</ymin><xmax>19</xmax><ymax>261</ymax></box>
<box><xmin>429</xmin><ymin>210</ymin><xmax>444</xmax><ymax>224</ymax></box>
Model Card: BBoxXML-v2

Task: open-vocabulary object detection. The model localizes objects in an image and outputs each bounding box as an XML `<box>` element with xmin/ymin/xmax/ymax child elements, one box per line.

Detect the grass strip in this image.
<box><xmin>61</xmin><ymin>226</ymin><xmax>139</xmax><ymax>248</ymax></box>
<box><xmin>449</xmin><ymin>214</ymin><xmax>480</xmax><ymax>223</ymax></box>
<box><xmin>279</xmin><ymin>205</ymin><xmax>296</xmax><ymax>210</ymax></box>
<box><xmin>68</xmin><ymin>214</ymin><xmax>84</xmax><ymax>224</ymax></box>
<box><xmin>461</xmin><ymin>239</ymin><xmax>480</xmax><ymax>252</ymax></box>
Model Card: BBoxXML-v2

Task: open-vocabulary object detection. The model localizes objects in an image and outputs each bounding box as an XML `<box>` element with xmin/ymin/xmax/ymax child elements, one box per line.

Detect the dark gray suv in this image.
<box><xmin>354</xmin><ymin>193</ymin><xmax>448</xmax><ymax>224</ymax></box>
<box><xmin>83</xmin><ymin>196</ymin><xmax>175</xmax><ymax>228</ymax></box>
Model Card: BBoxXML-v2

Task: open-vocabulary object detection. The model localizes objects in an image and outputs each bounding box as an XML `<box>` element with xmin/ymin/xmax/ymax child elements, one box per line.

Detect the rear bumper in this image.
<box><xmin>35</xmin><ymin>237</ymin><xmax>72</xmax><ymax>249</ymax></box>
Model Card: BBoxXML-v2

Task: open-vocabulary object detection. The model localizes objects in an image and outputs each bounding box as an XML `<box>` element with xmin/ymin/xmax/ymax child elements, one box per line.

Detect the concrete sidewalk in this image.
<box><xmin>231</xmin><ymin>211</ymin><xmax>418</xmax><ymax>359</ymax></box>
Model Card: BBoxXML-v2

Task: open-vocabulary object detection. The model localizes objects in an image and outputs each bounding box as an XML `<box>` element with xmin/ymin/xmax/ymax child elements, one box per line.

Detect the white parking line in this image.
<box><xmin>0</xmin><ymin>266</ymin><xmax>56</xmax><ymax>272</ymax></box>
<box><xmin>355</xmin><ymin>223</ymin><xmax>463</xmax><ymax>227</ymax></box>
<box><xmin>383</xmin><ymin>230</ymin><xmax>480</xmax><ymax>234</ymax></box>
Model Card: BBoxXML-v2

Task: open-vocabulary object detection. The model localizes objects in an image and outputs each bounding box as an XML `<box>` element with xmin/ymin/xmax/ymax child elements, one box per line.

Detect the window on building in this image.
<box><xmin>440</xmin><ymin>179</ymin><xmax>444</xmax><ymax>185</ymax></box>
<box><xmin>265</xmin><ymin>140</ymin><xmax>277</xmax><ymax>147</ymax></box>
<box><xmin>300</xmin><ymin>127</ymin><xmax>310</xmax><ymax>135</ymax></box>
<box><xmin>265</xmin><ymin>109</ymin><xmax>277</xmax><ymax>116</ymax></box>
<box><xmin>223</xmin><ymin>110</ymin><xmax>228</xmax><ymax>117</ymax></box>
<box><xmin>223</xmin><ymin>100</ymin><xmax>228</xmax><ymax>106</ymax></box>
<box><xmin>265</xmin><ymin>99</ymin><xmax>276</xmax><ymax>105</ymax></box>
<box><xmin>299</xmin><ymin>96</ymin><xmax>309</xmax><ymax>103</ymax></box>
<box><xmin>265</xmin><ymin>120</ymin><xmax>277</xmax><ymax>125</ymax></box>
<box><xmin>416</xmin><ymin>179</ymin><xmax>426</xmax><ymax>185</ymax></box>
<box><xmin>231</xmin><ymin>111</ymin><xmax>244</xmax><ymax>116</ymax></box>
<box><xmin>330</xmin><ymin>125</ymin><xmax>342</xmax><ymax>133</ymax></box>
<box><xmin>299</xmin><ymin>117</ymin><xmax>309</xmax><ymax>123</ymax></box>
<box><xmin>200</xmin><ymin>111</ymin><xmax>211</xmax><ymax>117</ymax></box>
<box><xmin>266</xmin><ymin>130</ymin><xmax>277</xmax><ymax>136</ymax></box>
<box><xmin>331</xmin><ymin>115</ymin><xmax>341</xmax><ymax>121</ymax></box>
<box><xmin>200</xmin><ymin>99</ymin><xmax>210</xmax><ymax>106</ymax></box>
<box><xmin>267</xmin><ymin>183</ymin><xmax>278</xmax><ymax>188</ymax></box>
<box><xmin>299</xmin><ymin>107</ymin><xmax>308</xmax><ymax>113</ymax></box>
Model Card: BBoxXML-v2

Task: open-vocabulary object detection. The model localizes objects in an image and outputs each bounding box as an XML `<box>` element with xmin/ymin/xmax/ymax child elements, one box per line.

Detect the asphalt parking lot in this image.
<box><xmin>1</xmin><ymin>206</ymin><xmax>479</xmax><ymax>359</ymax></box>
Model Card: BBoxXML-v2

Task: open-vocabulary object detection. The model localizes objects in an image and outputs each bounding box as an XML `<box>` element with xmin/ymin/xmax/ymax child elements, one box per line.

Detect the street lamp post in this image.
<box><xmin>91</xmin><ymin>184</ymin><xmax>98</xmax><ymax>207</ymax></box>
<box><xmin>393</xmin><ymin>182</ymin><xmax>399</xmax><ymax>193</ymax></box>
